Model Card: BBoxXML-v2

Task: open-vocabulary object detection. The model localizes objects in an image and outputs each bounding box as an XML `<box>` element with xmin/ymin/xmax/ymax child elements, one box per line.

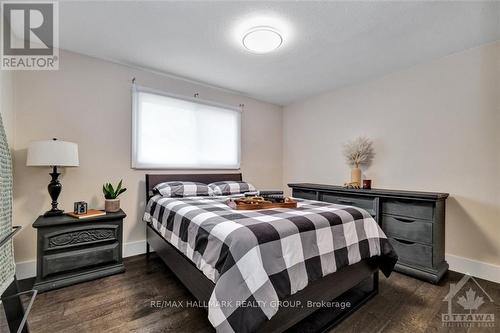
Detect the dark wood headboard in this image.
<box><xmin>145</xmin><ymin>173</ymin><xmax>242</xmax><ymax>200</ymax></box>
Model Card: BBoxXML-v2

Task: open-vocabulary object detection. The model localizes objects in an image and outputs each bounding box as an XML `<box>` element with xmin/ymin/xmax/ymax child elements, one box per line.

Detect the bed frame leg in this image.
<box><xmin>373</xmin><ymin>271</ymin><xmax>379</xmax><ymax>292</ymax></box>
<box><xmin>146</xmin><ymin>223</ymin><xmax>151</xmax><ymax>260</ymax></box>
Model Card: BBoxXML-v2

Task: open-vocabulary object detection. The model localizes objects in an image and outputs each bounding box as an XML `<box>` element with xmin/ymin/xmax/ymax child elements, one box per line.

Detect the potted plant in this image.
<box><xmin>343</xmin><ymin>137</ymin><xmax>375</xmax><ymax>186</ymax></box>
<box><xmin>103</xmin><ymin>180</ymin><xmax>127</xmax><ymax>212</ymax></box>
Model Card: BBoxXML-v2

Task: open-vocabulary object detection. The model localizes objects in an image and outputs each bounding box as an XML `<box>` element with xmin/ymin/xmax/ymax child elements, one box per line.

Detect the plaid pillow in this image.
<box><xmin>208</xmin><ymin>181</ymin><xmax>256</xmax><ymax>196</ymax></box>
<box><xmin>153</xmin><ymin>182</ymin><xmax>213</xmax><ymax>197</ymax></box>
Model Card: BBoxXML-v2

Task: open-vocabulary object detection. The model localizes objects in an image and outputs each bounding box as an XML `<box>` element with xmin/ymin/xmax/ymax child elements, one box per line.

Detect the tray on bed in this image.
<box><xmin>227</xmin><ymin>197</ymin><xmax>298</xmax><ymax>210</ymax></box>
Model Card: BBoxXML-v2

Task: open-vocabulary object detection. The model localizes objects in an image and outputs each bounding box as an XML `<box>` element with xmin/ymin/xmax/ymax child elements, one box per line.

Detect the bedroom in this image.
<box><xmin>0</xmin><ymin>1</ymin><xmax>499</xmax><ymax>332</ymax></box>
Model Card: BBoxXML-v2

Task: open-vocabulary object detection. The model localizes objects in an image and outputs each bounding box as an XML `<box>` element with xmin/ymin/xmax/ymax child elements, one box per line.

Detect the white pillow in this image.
<box><xmin>153</xmin><ymin>181</ymin><xmax>213</xmax><ymax>197</ymax></box>
<box><xmin>208</xmin><ymin>181</ymin><xmax>256</xmax><ymax>196</ymax></box>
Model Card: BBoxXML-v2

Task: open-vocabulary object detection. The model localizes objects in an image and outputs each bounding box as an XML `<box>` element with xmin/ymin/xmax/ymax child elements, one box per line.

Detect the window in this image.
<box><xmin>132</xmin><ymin>86</ymin><xmax>241</xmax><ymax>169</ymax></box>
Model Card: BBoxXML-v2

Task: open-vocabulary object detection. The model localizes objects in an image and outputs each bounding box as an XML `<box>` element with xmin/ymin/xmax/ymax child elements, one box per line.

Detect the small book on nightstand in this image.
<box><xmin>66</xmin><ymin>209</ymin><xmax>106</xmax><ymax>219</ymax></box>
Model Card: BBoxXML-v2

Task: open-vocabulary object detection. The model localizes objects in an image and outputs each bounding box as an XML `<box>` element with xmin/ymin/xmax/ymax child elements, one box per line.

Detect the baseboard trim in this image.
<box><xmin>446</xmin><ymin>254</ymin><xmax>500</xmax><ymax>284</ymax></box>
<box><xmin>16</xmin><ymin>259</ymin><xmax>36</xmax><ymax>280</ymax></box>
<box><xmin>16</xmin><ymin>240</ymin><xmax>148</xmax><ymax>279</ymax></box>
<box><xmin>16</xmin><ymin>245</ymin><xmax>500</xmax><ymax>284</ymax></box>
<box><xmin>123</xmin><ymin>239</ymin><xmax>147</xmax><ymax>257</ymax></box>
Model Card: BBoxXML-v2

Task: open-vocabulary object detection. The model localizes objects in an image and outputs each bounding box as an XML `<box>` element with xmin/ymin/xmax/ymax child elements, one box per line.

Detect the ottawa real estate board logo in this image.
<box><xmin>1</xmin><ymin>1</ymin><xmax>59</xmax><ymax>70</ymax></box>
<box><xmin>442</xmin><ymin>274</ymin><xmax>495</xmax><ymax>328</ymax></box>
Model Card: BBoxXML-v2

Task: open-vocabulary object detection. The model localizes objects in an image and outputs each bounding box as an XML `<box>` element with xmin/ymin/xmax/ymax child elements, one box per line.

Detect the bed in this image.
<box><xmin>143</xmin><ymin>173</ymin><xmax>397</xmax><ymax>333</ymax></box>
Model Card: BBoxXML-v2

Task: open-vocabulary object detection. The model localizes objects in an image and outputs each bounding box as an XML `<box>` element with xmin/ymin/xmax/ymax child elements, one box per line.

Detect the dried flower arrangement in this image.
<box><xmin>342</xmin><ymin>137</ymin><xmax>375</xmax><ymax>188</ymax></box>
<box><xmin>342</xmin><ymin>137</ymin><xmax>375</xmax><ymax>168</ymax></box>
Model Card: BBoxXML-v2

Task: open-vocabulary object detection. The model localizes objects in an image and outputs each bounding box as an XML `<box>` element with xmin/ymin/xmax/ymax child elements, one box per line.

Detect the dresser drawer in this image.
<box><xmin>293</xmin><ymin>189</ymin><xmax>318</xmax><ymax>200</ymax></box>
<box><xmin>388</xmin><ymin>237</ymin><xmax>432</xmax><ymax>268</ymax></box>
<box><xmin>381</xmin><ymin>215</ymin><xmax>432</xmax><ymax>245</ymax></box>
<box><xmin>322</xmin><ymin>194</ymin><xmax>376</xmax><ymax>215</ymax></box>
<box><xmin>42</xmin><ymin>243</ymin><xmax>120</xmax><ymax>278</ymax></box>
<box><xmin>382</xmin><ymin>199</ymin><xmax>434</xmax><ymax>220</ymax></box>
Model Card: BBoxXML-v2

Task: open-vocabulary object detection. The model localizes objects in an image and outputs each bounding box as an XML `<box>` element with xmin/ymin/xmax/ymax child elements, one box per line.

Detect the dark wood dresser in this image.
<box><xmin>32</xmin><ymin>210</ymin><xmax>126</xmax><ymax>292</ymax></box>
<box><xmin>289</xmin><ymin>184</ymin><xmax>449</xmax><ymax>283</ymax></box>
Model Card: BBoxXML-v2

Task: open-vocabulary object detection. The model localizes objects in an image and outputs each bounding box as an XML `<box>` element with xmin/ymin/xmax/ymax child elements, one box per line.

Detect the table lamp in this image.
<box><xmin>27</xmin><ymin>138</ymin><xmax>79</xmax><ymax>216</ymax></box>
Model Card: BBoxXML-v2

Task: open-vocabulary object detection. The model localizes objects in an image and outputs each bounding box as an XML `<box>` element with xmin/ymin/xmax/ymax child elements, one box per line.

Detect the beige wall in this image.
<box><xmin>283</xmin><ymin>42</ymin><xmax>500</xmax><ymax>267</ymax></box>
<box><xmin>12</xmin><ymin>50</ymin><xmax>283</xmax><ymax>263</ymax></box>
<box><xmin>10</xmin><ymin>42</ymin><xmax>500</xmax><ymax>274</ymax></box>
<box><xmin>0</xmin><ymin>70</ymin><xmax>14</xmax><ymax>146</ymax></box>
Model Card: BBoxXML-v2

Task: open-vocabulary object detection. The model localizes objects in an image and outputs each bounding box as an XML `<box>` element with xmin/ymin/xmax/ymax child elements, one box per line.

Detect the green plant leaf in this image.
<box><xmin>103</xmin><ymin>181</ymin><xmax>126</xmax><ymax>199</ymax></box>
<box><xmin>115</xmin><ymin>180</ymin><xmax>122</xmax><ymax>197</ymax></box>
<box><xmin>116</xmin><ymin>188</ymin><xmax>127</xmax><ymax>198</ymax></box>
<box><xmin>103</xmin><ymin>184</ymin><xmax>111</xmax><ymax>199</ymax></box>
<box><xmin>104</xmin><ymin>183</ymin><xmax>113</xmax><ymax>199</ymax></box>
<box><xmin>107</xmin><ymin>183</ymin><xmax>115</xmax><ymax>197</ymax></box>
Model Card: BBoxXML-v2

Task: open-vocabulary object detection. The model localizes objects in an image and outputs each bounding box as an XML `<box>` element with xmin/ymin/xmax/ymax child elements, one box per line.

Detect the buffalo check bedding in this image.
<box><xmin>143</xmin><ymin>195</ymin><xmax>397</xmax><ymax>333</ymax></box>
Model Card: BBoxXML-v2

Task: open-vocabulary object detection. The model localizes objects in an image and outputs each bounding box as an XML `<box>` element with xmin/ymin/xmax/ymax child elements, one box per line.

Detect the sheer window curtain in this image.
<box><xmin>0</xmin><ymin>112</ymin><xmax>14</xmax><ymax>295</ymax></box>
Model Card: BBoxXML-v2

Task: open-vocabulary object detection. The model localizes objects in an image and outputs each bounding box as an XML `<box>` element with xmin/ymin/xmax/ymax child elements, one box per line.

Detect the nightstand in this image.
<box><xmin>32</xmin><ymin>210</ymin><xmax>126</xmax><ymax>292</ymax></box>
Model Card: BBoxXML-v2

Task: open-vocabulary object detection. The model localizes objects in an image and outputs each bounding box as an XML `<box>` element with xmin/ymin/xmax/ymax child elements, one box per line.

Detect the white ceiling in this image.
<box><xmin>59</xmin><ymin>1</ymin><xmax>500</xmax><ymax>106</ymax></box>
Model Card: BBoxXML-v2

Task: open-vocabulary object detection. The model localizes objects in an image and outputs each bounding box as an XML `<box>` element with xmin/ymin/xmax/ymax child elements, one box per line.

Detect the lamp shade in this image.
<box><xmin>27</xmin><ymin>140</ymin><xmax>79</xmax><ymax>167</ymax></box>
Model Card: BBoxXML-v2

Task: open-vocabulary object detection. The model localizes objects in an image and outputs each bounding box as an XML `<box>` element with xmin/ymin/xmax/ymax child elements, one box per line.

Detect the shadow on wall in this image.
<box><xmin>446</xmin><ymin>196</ymin><xmax>499</xmax><ymax>262</ymax></box>
<box><xmin>132</xmin><ymin>179</ymin><xmax>147</xmax><ymax>240</ymax></box>
<box><xmin>12</xmin><ymin>148</ymin><xmax>50</xmax><ymax>216</ymax></box>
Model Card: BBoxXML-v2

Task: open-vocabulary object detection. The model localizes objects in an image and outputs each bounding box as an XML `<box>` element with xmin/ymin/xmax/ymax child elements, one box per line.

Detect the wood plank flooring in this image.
<box><xmin>21</xmin><ymin>254</ymin><xmax>500</xmax><ymax>332</ymax></box>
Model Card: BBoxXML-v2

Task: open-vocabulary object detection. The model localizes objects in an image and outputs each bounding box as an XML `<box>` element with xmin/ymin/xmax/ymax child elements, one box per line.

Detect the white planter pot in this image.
<box><xmin>105</xmin><ymin>199</ymin><xmax>120</xmax><ymax>213</ymax></box>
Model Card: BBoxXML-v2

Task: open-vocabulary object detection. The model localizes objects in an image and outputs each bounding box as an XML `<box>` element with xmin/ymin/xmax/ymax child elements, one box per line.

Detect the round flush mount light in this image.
<box><xmin>242</xmin><ymin>26</ymin><xmax>282</xmax><ymax>54</ymax></box>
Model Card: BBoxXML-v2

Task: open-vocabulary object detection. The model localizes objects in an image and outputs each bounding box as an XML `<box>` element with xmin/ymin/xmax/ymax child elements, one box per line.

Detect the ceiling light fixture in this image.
<box><xmin>242</xmin><ymin>26</ymin><xmax>282</xmax><ymax>54</ymax></box>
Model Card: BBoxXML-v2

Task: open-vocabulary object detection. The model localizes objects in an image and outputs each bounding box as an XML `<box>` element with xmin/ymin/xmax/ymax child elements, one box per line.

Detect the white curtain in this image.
<box><xmin>0</xmin><ymin>112</ymin><xmax>14</xmax><ymax>295</ymax></box>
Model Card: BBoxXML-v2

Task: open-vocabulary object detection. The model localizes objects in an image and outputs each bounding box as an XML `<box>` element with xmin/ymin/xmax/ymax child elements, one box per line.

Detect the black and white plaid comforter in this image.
<box><xmin>144</xmin><ymin>195</ymin><xmax>397</xmax><ymax>333</ymax></box>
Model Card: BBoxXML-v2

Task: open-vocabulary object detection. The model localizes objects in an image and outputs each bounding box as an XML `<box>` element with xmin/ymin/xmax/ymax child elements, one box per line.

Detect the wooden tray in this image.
<box><xmin>228</xmin><ymin>199</ymin><xmax>297</xmax><ymax>210</ymax></box>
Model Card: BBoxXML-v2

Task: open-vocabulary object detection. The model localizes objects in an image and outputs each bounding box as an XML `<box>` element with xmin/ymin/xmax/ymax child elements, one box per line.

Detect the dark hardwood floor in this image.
<box><xmin>21</xmin><ymin>254</ymin><xmax>499</xmax><ymax>333</ymax></box>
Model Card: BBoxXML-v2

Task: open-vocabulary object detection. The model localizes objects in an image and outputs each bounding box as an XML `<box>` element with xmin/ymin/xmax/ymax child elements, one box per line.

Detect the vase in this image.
<box><xmin>351</xmin><ymin>167</ymin><xmax>361</xmax><ymax>186</ymax></box>
<box><xmin>105</xmin><ymin>199</ymin><xmax>120</xmax><ymax>213</ymax></box>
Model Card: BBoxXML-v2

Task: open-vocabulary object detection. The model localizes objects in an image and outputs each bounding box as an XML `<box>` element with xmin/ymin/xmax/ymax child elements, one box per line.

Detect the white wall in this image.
<box><xmin>283</xmin><ymin>42</ymin><xmax>500</xmax><ymax>270</ymax></box>
<box><xmin>12</xmin><ymin>50</ymin><xmax>283</xmax><ymax>264</ymax></box>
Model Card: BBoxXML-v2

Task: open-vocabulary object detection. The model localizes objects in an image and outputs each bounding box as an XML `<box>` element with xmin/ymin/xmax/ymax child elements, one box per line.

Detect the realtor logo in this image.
<box><xmin>442</xmin><ymin>274</ymin><xmax>495</xmax><ymax>328</ymax></box>
<box><xmin>1</xmin><ymin>1</ymin><xmax>59</xmax><ymax>70</ymax></box>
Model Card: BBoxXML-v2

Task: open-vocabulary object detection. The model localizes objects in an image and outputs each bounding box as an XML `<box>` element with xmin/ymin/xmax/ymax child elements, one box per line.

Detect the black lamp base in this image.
<box><xmin>46</xmin><ymin>166</ymin><xmax>64</xmax><ymax>217</ymax></box>
<box><xmin>44</xmin><ymin>209</ymin><xmax>64</xmax><ymax>217</ymax></box>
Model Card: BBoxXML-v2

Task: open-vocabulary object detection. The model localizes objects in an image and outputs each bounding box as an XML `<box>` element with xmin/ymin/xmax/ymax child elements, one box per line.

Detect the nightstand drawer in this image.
<box><xmin>388</xmin><ymin>237</ymin><xmax>432</xmax><ymax>268</ymax></box>
<box><xmin>382</xmin><ymin>199</ymin><xmax>434</xmax><ymax>220</ymax></box>
<box><xmin>43</xmin><ymin>224</ymin><xmax>119</xmax><ymax>251</ymax></box>
<box><xmin>381</xmin><ymin>215</ymin><xmax>432</xmax><ymax>245</ymax></box>
<box><xmin>42</xmin><ymin>242</ymin><xmax>120</xmax><ymax>278</ymax></box>
<box><xmin>322</xmin><ymin>194</ymin><xmax>376</xmax><ymax>216</ymax></box>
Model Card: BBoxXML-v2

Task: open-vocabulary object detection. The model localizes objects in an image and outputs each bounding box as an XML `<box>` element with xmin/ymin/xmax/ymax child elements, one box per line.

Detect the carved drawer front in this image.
<box><xmin>388</xmin><ymin>237</ymin><xmax>432</xmax><ymax>268</ymax></box>
<box><xmin>43</xmin><ymin>224</ymin><xmax>118</xmax><ymax>251</ymax></box>
<box><xmin>382</xmin><ymin>199</ymin><xmax>434</xmax><ymax>221</ymax></box>
<box><xmin>292</xmin><ymin>189</ymin><xmax>317</xmax><ymax>200</ymax></box>
<box><xmin>321</xmin><ymin>194</ymin><xmax>377</xmax><ymax>217</ymax></box>
<box><xmin>42</xmin><ymin>243</ymin><xmax>119</xmax><ymax>278</ymax></box>
<box><xmin>381</xmin><ymin>215</ymin><xmax>432</xmax><ymax>245</ymax></box>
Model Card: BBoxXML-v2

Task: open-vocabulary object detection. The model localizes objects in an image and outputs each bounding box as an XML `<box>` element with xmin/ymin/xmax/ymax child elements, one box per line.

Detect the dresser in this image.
<box><xmin>289</xmin><ymin>184</ymin><xmax>449</xmax><ymax>283</ymax></box>
<box><xmin>32</xmin><ymin>210</ymin><xmax>126</xmax><ymax>292</ymax></box>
